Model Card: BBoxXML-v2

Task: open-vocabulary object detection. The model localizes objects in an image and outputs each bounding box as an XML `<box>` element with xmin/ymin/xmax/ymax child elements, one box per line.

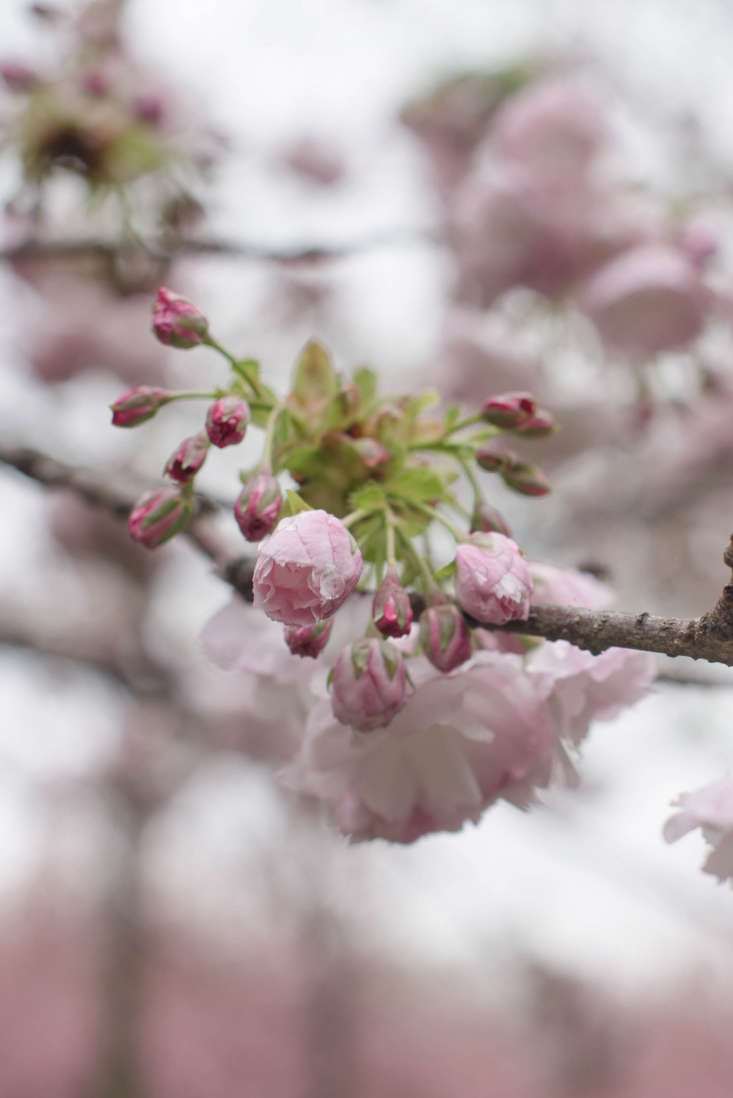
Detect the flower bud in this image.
<box><xmin>482</xmin><ymin>391</ymin><xmax>537</xmax><ymax>429</ymax></box>
<box><xmin>205</xmin><ymin>396</ymin><xmax>250</xmax><ymax>448</ymax></box>
<box><xmin>164</xmin><ymin>432</ymin><xmax>209</xmax><ymax>483</ymax></box>
<box><xmin>152</xmin><ymin>287</ymin><xmax>209</xmax><ymax>349</ymax></box>
<box><xmin>419</xmin><ymin>604</ymin><xmax>472</xmax><ymax>673</ymax></box>
<box><xmin>110</xmin><ymin>385</ymin><xmax>172</xmax><ymax>427</ymax></box>
<box><xmin>234</xmin><ymin>472</ymin><xmax>283</xmax><ymax>542</ymax></box>
<box><xmin>476</xmin><ymin>446</ymin><xmax>518</xmax><ymax>474</ymax></box>
<box><xmin>284</xmin><ymin>619</ymin><xmax>333</xmax><ymax>659</ymax></box>
<box><xmin>455</xmin><ymin>532</ymin><xmax>532</xmax><ymax>624</ymax></box>
<box><xmin>372</xmin><ymin>569</ymin><xmax>413</xmax><ymax>638</ymax></box>
<box><xmin>471</xmin><ymin>502</ymin><xmax>511</xmax><ymax>537</ymax></box>
<box><xmin>514</xmin><ymin>408</ymin><xmax>555</xmax><ymax>438</ymax></box>
<box><xmin>127</xmin><ymin>488</ymin><xmax>192</xmax><ymax>548</ymax></box>
<box><xmin>330</xmin><ymin>638</ymin><xmax>407</xmax><ymax>731</ymax></box>
<box><xmin>502</xmin><ymin>461</ymin><xmax>551</xmax><ymax>497</ymax></box>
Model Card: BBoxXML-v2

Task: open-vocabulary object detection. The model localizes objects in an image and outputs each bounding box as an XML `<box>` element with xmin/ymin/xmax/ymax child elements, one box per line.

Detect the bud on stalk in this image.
<box><xmin>482</xmin><ymin>391</ymin><xmax>537</xmax><ymax>429</ymax></box>
<box><xmin>471</xmin><ymin>502</ymin><xmax>511</xmax><ymax>537</ymax></box>
<box><xmin>419</xmin><ymin>604</ymin><xmax>472</xmax><ymax>673</ymax></box>
<box><xmin>502</xmin><ymin>461</ymin><xmax>551</xmax><ymax>497</ymax></box>
<box><xmin>110</xmin><ymin>386</ymin><xmax>172</xmax><ymax>428</ymax></box>
<box><xmin>205</xmin><ymin>396</ymin><xmax>250</xmax><ymax>448</ymax></box>
<box><xmin>284</xmin><ymin>619</ymin><xmax>333</xmax><ymax>659</ymax></box>
<box><xmin>372</xmin><ymin>569</ymin><xmax>413</xmax><ymax>638</ymax></box>
<box><xmin>330</xmin><ymin>638</ymin><xmax>407</xmax><ymax>731</ymax></box>
<box><xmin>234</xmin><ymin>472</ymin><xmax>283</xmax><ymax>541</ymax></box>
<box><xmin>164</xmin><ymin>432</ymin><xmax>209</xmax><ymax>483</ymax></box>
<box><xmin>152</xmin><ymin>287</ymin><xmax>209</xmax><ymax>349</ymax></box>
<box><xmin>127</xmin><ymin>488</ymin><xmax>192</xmax><ymax>548</ymax></box>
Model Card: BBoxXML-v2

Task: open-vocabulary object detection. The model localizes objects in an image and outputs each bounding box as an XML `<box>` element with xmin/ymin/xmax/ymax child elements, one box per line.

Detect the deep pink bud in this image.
<box><xmin>164</xmin><ymin>432</ymin><xmax>209</xmax><ymax>483</ymax></box>
<box><xmin>330</xmin><ymin>638</ymin><xmax>407</xmax><ymax>731</ymax></box>
<box><xmin>133</xmin><ymin>93</ymin><xmax>165</xmax><ymax>125</ymax></box>
<box><xmin>502</xmin><ymin>461</ymin><xmax>551</xmax><ymax>497</ymax></box>
<box><xmin>127</xmin><ymin>488</ymin><xmax>192</xmax><ymax>548</ymax></box>
<box><xmin>475</xmin><ymin>446</ymin><xmax>518</xmax><ymax>474</ymax></box>
<box><xmin>471</xmin><ymin>502</ymin><xmax>511</xmax><ymax>537</ymax></box>
<box><xmin>253</xmin><ymin>509</ymin><xmax>363</xmax><ymax>627</ymax></box>
<box><xmin>234</xmin><ymin>472</ymin><xmax>283</xmax><ymax>542</ymax></box>
<box><xmin>372</xmin><ymin>569</ymin><xmax>413</xmax><ymax>638</ymax></box>
<box><xmin>419</xmin><ymin>604</ymin><xmax>472</xmax><ymax>672</ymax></box>
<box><xmin>110</xmin><ymin>385</ymin><xmax>171</xmax><ymax>427</ymax></box>
<box><xmin>81</xmin><ymin>68</ymin><xmax>111</xmax><ymax>96</ymax></box>
<box><xmin>152</xmin><ymin>287</ymin><xmax>209</xmax><ymax>349</ymax></box>
<box><xmin>514</xmin><ymin>409</ymin><xmax>555</xmax><ymax>438</ymax></box>
<box><xmin>455</xmin><ymin>532</ymin><xmax>533</xmax><ymax>624</ymax></box>
<box><xmin>284</xmin><ymin>619</ymin><xmax>333</xmax><ymax>659</ymax></box>
<box><xmin>205</xmin><ymin>396</ymin><xmax>250</xmax><ymax>448</ymax></box>
<box><xmin>482</xmin><ymin>391</ymin><xmax>537</xmax><ymax>429</ymax></box>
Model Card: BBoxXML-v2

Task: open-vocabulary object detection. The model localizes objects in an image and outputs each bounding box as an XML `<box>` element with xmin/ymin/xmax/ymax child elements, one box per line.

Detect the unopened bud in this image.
<box><xmin>482</xmin><ymin>391</ymin><xmax>537</xmax><ymax>429</ymax></box>
<box><xmin>476</xmin><ymin>446</ymin><xmax>518</xmax><ymax>474</ymax></box>
<box><xmin>514</xmin><ymin>408</ymin><xmax>555</xmax><ymax>438</ymax></box>
<box><xmin>205</xmin><ymin>396</ymin><xmax>250</xmax><ymax>448</ymax></box>
<box><xmin>164</xmin><ymin>432</ymin><xmax>209</xmax><ymax>483</ymax></box>
<box><xmin>372</xmin><ymin>568</ymin><xmax>413</xmax><ymax>638</ymax></box>
<box><xmin>330</xmin><ymin>638</ymin><xmax>407</xmax><ymax>731</ymax></box>
<box><xmin>471</xmin><ymin>502</ymin><xmax>511</xmax><ymax>537</ymax></box>
<box><xmin>419</xmin><ymin>604</ymin><xmax>472</xmax><ymax>673</ymax></box>
<box><xmin>152</xmin><ymin>286</ymin><xmax>209</xmax><ymax>349</ymax></box>
<box><xmin>284</xmin><ymin>619</ymin><xmax>333</xmax><ymax>659</ymax></box>
<box><xmin>352</xmin><ymin>437</ymin><xmax>390</xmax><ymax>469</ymax></box>
<box><xmin>503</xmin><ymin>461</ymin><xmax>551</xmax><ymax>497</ymax></box>
<box><xmin>234</xmin><ymin>472</ymin><xmax>283</xmax><ymax>541</ymax></box>
<box><xmin>110</xmin><ymin>385</ymin><xmax>171</xmax><ymax>427</ymax></box>
<box><xmin>128</xmin><ymin>488</ymin><xmax>192</xmax><ymax>548</ymax></box>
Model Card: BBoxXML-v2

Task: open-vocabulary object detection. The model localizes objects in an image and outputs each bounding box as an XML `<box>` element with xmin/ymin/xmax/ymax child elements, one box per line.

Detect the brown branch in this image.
<box><xmin>4</xmin><ymin>443</ymin><xmax>733</xmax><ymax>666</ymax></box>
<box><xmin>0</xmin><ymin>228</ymin><xmax>440</xmax><ymax>268</ymax></box>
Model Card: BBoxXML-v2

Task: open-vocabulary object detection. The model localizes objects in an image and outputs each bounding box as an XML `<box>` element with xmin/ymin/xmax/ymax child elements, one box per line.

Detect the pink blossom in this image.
<box><xmin>455</xmin><ymin>533</ymin><xmax>532</xmax><ymax>624</ymax></box>
<box><xmin>234</xmin><ymin>472</ymin><xmax>283</xmax><ymax>542</ymax></box>
<box><xmin>529</xmin><ymin>563</ymin><xmax>614</xmax><ymax>610</ymax></box>
<box><xmin>664</xmin><ymin>778</ymin><xmax>733</xmax><ymax>883</ymax></box>
<box><xmin>419</xmin><ymin>604</ymin><xmax>472</xmax><ymax>672</ymax></box>
<box><xmin>205</xmin><ymin>396</ymin><xmax>250</xmax><ymax>448</ymax></box>
<box><xmin>331</xmin><ymin>638</ymin><xmax>407</xmax><ymax>731</ymax></box>
<box><xmin>282</xmin><ymin>651</ymin><xmax>558</xmax><ymax>843</ymax></box>
<box><xmin>252</xmin><ymin>509</ymin><xmax>363</xmax><ymax>627</ymax></box>
<box><xmin>127</xmin><ymin>488</ymin><xmax>191</xmax><ymax>548</ymax></box>
<box><xmin>527</xmin><ymin>640</ymin><xmax>656</xmax><ymax>746</ymax></box>
<box><xmin>581</xmin><ymin>244</ymin><xmax>708</xmax><ymax>357</ymax></box>
<box><xmin>110</xmin><ymin>385</ymin><xmax>171</xmax><ymax>427</ymax></box>
<box><xmin>152</xmin><ymin>287</ymin><xmax>209</xmax><ymax>349</ymax></box>
<box><xmin>491</xmin><ymin>78</ymin><xmax>606</xmax><ymax>176</ymax></box>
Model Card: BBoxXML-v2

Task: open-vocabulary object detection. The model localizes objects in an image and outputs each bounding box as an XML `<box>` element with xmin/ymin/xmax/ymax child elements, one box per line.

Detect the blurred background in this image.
<box><xmin>2</xmin><ymin>1</ymin><xmax>733</xmax><ymax>1095</ymax></box>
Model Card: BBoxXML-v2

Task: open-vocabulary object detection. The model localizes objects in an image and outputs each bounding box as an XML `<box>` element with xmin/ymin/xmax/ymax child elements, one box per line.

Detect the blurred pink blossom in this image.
<box><xmin>664</xmin><ymin>778</ymin><xmax>733</xmax><ymax>883</ymax></box>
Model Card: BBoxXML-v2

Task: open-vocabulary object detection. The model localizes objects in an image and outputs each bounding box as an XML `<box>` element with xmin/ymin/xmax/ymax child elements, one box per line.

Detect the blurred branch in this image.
<box><xmin>0</xmin><ymin>228</ymin><xmax>439</xmax><ymax>268</ymax></box>
<box><xmin>4</xmin><ymin>443</ymin><xmax>733</xmax><ymax>667</ymax></box>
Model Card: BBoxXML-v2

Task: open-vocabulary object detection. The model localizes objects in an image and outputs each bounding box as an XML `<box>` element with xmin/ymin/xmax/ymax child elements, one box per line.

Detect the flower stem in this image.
<box><xmin>411</xmin><ymin>500</ymin><xmax>462</xmax><ymax>540</ymax></box>
<box><xmin>458</xmin><ymin>455</ymin><xmax>482</xmax><ymax>508</ymax></box>
<box><xmin>396</xmin><ymin>527</ymin><xmax>440</xmax><ymax>597</ymax></box>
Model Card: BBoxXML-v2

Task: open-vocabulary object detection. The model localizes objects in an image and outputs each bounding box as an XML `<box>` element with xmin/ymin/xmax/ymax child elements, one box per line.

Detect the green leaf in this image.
<box><xmin>433</xmin><ymin>559</ymin><xmax>457</xmax><ymax>584</ymax></box>
<box><xmin>384</xmin><ymin>466</ymin><xmax>446</xmax><ymax>505</ymax></box>
<box><xmin>349</xmin><ymin>482</ymin><xmax>385</xmax><ymax>512</ymax></box>
<box><xmin>232</xmin><ymin>359</ymin><xmax>261</xmax><ymax>388</ymax></box>
<box><xmin>291</xmin><ymin>341</ymin><xmax>339</xmax><ymax>410</ymax></box>
<box><xmin>281</xmin><ymin>490</ymin><xmax>313</xmax><ymax>518</ymax></box>
<box><xmin>353</xmin><ymin>366</ymin><xmax>378</xmax><ymax>411</ymax></box>
<box><xmin>443</xmin><ymin>404</ymin><xmax>462</xmax><ymax>433</ymax></box>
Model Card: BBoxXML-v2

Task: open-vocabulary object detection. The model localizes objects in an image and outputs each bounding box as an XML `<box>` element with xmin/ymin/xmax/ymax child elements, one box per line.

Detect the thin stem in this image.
<box><xmin>384</xmin><ymin>511</ymin><xmax>397</xmax><ymax>568</ymax></box>
<box><xmin>341</xmin><ymin>508</ymin><xmax>372</xmax><ymax>530</ymax></box>
<box><xmin>410</xmin><ymin>500</ymin><xmax>462</xmax><ymax>540</ymax></box>
<box><xmin>458</xmin><ymin>456</ymin><xmax>482</xmax><ymax>508</ymax></box>
<box><xmin>396</xmin><ymin>527</ymin><xmax>440</xmax><ymax>597</ymax></box>
<box><xmin>260</xmin><ymin>403</ymin><xmax>284</xmax><ymax>471</ymax></box>
<box><xmin>446</xmin><ymin>413</ymin><xmax>484</xmax><ymax>435</ymax></box>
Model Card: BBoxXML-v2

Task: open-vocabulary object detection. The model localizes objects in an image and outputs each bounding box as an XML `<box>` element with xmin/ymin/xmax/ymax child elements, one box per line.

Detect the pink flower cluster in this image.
<box><xmin>664</xmin><ymin>778</ymin><xmax>733</xmax><ymax>884</ymax></box>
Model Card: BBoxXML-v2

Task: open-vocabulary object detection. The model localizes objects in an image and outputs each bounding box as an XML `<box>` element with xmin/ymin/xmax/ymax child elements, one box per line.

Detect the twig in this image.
<box><xmin>4</xmin><ymin>444</ymin><xmax>733</xmax><ymax>667</ymax></box>
<box><xmin>0</xmin><ymin>228</ymin><xmax>440</xmax><ymax>268</ymax></box>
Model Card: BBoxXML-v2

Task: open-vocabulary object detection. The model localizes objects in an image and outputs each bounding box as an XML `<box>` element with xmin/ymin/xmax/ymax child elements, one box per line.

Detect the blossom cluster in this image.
<box><xmin>111</xmin><ymin>287</ymin><xmax>657</xmax><ymax>843</ymax></box>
